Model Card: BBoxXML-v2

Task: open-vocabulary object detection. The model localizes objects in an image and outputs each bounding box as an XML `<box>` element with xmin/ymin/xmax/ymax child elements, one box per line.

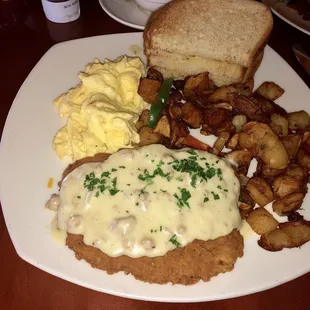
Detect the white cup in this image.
<box><xmin>135</xmin><ymin>0</ymin><xmax>171</xmax><ymax>13</ymax></box>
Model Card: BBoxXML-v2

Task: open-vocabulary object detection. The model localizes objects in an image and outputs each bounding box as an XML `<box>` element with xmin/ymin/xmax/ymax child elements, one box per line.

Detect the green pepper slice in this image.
<box><xmin>148</xmin><ymin>77</ymin><xmax>174</xmax><ymax>128</ymax></box>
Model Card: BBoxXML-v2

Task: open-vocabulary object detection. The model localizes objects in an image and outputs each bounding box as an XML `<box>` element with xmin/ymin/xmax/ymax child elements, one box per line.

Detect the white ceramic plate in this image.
<box><xmin>98</xmin><ymin>0</ymin><xmax>149</xmax><ymax>30</ymax></box>
<box><xmin>0</xmin><ymin>32</ymin><xmax>310</xmax><ymax>302</ymax></box>
<box><xmin>263</xmin><ymin>0</ymin><xmax>310</xmax><ymax>36</ymax></box>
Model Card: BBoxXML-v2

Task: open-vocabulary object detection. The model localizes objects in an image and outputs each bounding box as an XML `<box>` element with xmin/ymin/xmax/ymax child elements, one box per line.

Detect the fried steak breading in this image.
<box><xmin>66</xmin><ymin>230</ymin><xmax>243</xmax><ymax>285</ymax></box>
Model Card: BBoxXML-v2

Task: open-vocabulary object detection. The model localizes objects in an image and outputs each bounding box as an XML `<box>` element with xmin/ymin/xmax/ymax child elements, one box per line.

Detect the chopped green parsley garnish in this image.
<box><xmin>111</xmin><ymin>168</ymin><xmax>117</xmax><ymax>172</ymax></box>
<box><xmin>160</xmin><ymin>189</ymin><xmax>167</xmax><ymax>193</ymax></box>
<box><xmin>77</xmin><ymin>196</ymin><xmax>81</xmax><ymax>199</ymax></box>
<box><xmin>174</xmin><ymin>188</ymin><xmax>191</xmax><ymax>209</ymax></box>
<box><xmin>138</xmin><ymin>167</ymin><xmax>172</xmax><ymax>182</ymax></box>
<box><xmin>169</xmin><ymin>234</ymin><xmax>181</xmax><ymax>247</ymax></box>
<box><xmin>160</xmin><ymin>225</ymin><xmax>163</xmax><ymax>231</ymax></box>
<box><xmin>187</xmin><ymin>149</ymin><xmax>197</xmax><ymax>156</ymax></box>
<box><xmin>217</xmin><ymin>168</ymin><xmax>223</xmax><ymax>180</ymax></box>
<box><xmin>170</xmin><ymin>156</ymin><xmax>217</xmax><ymax>188</ymax></box>
<box><xmin>204</xmin><ymin>197</ymin><xmax>209</xmax><ymax>203</ymax></box>
<box><xmin>136</xmin><ymin>202</ymin><xmax>139</xmax><ymax>206</ymax></box>
<box><xmin>119</xmin><ymin>166</ymin><xmax>125</xmax><ymax>169</ymax></box>
<box><xmin>211</xmin><ymin>191</ymin><xmax>220</xmax><ymax>200</ymax></box>
<box><xmin>176</xmin><ymin>176</ymin><xmax>184</xmax><ymax>182</ymax></box>
<box><xmin>84</xmin><ymin>172</ymin><xmax>119</xmax><ymax>197</ymax></box>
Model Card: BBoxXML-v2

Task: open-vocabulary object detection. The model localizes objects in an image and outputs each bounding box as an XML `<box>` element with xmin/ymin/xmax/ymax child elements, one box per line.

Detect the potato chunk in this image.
<box><xmin>181</xmin><ymin>102</ymin><xmax>203</xmax><ymax>129</ymax></box>
<box><xmin>246</xmin><ymin>208</ymin><xmax>279</xmax><ymax>235</ymax></box>
<box><xmin>272</xmin><ymin>192</ymin><xmax>305</xmax><ymax>216</ymax></box>
<box><xmin>273</xmin><ymin>175</ymin><xmax>301</xmax><ymax>198</ymax></box>
<box><xmin>138</xmin><ymin>126</ymin><xmax>163</xmax><ymax>146</ymax></box>
<box><xmin>255</xmin><ymin>81</ymin><xmax>284</xmax><ymax>101</ymax></box>
<box><xmin>246</xmin><ymin>177</ymin><xmax>274</xmax><ymax>207</ymax></box>
<box><xmin>138</xmin><ymin>78</ymin><xmax>161</xmax><ymax>104</ymax></box>
<box><xmin>258</xmin><ymin>221</ymin><xmax>310</xmax><ymax>251</ymax></box>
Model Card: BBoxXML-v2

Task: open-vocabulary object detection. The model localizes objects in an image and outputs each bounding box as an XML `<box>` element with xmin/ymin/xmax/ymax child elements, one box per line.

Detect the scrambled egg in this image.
<box><xmin>52</xmin><ymin>56</ymin><xmax>147</xmax><ymax>160</ymax></box>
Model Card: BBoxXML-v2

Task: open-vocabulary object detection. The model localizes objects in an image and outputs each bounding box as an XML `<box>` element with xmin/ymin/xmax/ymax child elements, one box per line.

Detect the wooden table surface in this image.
<box><xmin>1</xmin><ymin>1</ymin><xmax>310</xmax><ymax>309</ymax></box>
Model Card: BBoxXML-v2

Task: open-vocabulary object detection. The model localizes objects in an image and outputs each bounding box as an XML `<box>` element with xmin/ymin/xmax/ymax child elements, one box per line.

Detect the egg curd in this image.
<box><xmin>52</xmin><ymin>56</ymin><xmax>147</xmax><ymax>160</ymax></box>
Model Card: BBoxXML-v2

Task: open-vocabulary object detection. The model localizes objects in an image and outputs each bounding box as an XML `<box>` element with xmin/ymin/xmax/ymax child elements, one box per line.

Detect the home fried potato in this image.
<box><xmin>272</xmin><ymin>192</ymin><xmax>305</xmax><ymax>216</ymax></box>
<box><xmin>297</xmin><ymin>149</ymin><xmax>310</xmax><ymax>169</ymax></box>
<box><xmin>286</xmin><ymin>166</ymin><xmax>307</xmax><ymax>181</ymax></box>
<box><xmin>181</xmin><ymin>102</ymin><xmax>203</xmax><ymax>129</ymax></box>
<box><xmin>213</xmin><ymin>132</ymin><xmax>230</xmax><ymax>155</ymax></box>
<box><xmin>170</xmin><ymin>119</ymin><xmax>189</xmax><ymax>147</ymax></box>
<box><xmin>260</xmin><ymin>165</ymin><xmax>285</xmax><ymax>178</ymax></box>
<box><xmin>136</xmin><ymin>109</ymin><xmax>150</xmax><ymax>130</ymax></box>
<box><xmin>206</xmin><ymin>86</ymin><xmax>236</xmax><ymax>103</ymax></box>
<box><xmin>281</xmin><ymin>134</ymin><xmax>302</xmax><ymax>159</ymax></box>
<box><xmin>246</xmin><ymin>177</ymin><xmax>274</xmax><ymax>207</ymax></box>
<box><xmin>146</xmin><ymin>67</ymin><xmax>163</xmax><ymax>81</ymax></box>
<box><xmin>203</xmin><ymin>108</ymin><xmax>231</xmax><ymax>128</ymax></box>
<box><xmin>138</xmin><ymin>78</ymin><xmax>161</xmax><ymax>104</ymax></box>
<box><xmin>225</xmin><ymin>149</ymin><xmax>253</xmax><ymax>166</ymax></box>
<box><xmin>286</xmin><ymin>111</ymin><xmax>310</xmax><ymax>131</ymax></box>
<box><xmin>154</xmin><ymin>116</ymin><xmax>170</xmax><ymax>138</ymax></box>
<box><xmin>168</xmin><ymin>101</ymin><xmax>183</xmax><ymax>120</ymax></box>
<box><xmin>184</xmin><ymin>72</ymin><xmax>212</xmax><ymax>98</ymax></box>
<box><xmin>270</xmin><ymin>114</ymin><xmax>288</xmax><ymax>136</ymax></box>
<box><xmin>255</xmin><ymin>81</ymin><xmax>285</xmax><ymax>101</ymax></box>
<box><xmin>239</xmin><ymin>122</ymin><xmax>289</xmax><ymax>169</ymax></box>
<box><xmin>139</xmin><ymin>126</ymin><xmax>163</xmax><ymax>146</ymax></box>
<box><xmin>258</xmin><ymin>221</ymin><xmax>310</xmax><ymax>251</ymax></box>
<box><xmin>227</xmin><ymin>133</ymin><xmax>239</xmax><ymax>149</ymax></box>
<box><xmin>246</xmin><ymin>208</ymin><xmax>279</xmax><ymax>235</ymax></box>
<box><xmin>273</xmin><ymin>175</ymin><xmax>302</xmax><ymax>198</ymax></box>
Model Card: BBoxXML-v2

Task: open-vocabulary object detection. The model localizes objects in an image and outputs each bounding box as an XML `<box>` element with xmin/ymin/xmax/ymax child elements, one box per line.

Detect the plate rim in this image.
<box><xmin>1</xmin><ymin>32</ymin><xmax>310</xmax><ymax>302</ymax></box>
<box><xmin>263</xmin><ymin>0</ymin><xmax>310</xmax><ymax>36</ymax></box>
<box><xmin>98</xmin><ymin>0</ymin><xmax>146</xmax><ymax>30</ymax></box>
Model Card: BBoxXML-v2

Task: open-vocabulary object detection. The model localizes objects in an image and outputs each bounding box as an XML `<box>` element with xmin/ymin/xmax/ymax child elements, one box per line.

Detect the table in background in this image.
<box><xmin>0</xmin><ymin>1</ymin><xmax>310</xmax><ymax>309</ymax></box>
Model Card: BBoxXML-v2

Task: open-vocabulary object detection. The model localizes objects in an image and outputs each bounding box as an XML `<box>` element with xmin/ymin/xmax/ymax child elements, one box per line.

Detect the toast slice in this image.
<box><xmin>148</xmin><ymin>50</ymin><xmax>264</xmax><ymax>87</ymax></box>
<box><xmin>144</xmin><ymin>0</ymin><xmax>273</xmax><ymax>68</ymax></box>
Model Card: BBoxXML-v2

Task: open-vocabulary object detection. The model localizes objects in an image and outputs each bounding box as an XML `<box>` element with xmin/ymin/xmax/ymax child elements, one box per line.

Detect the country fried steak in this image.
<box><xmin>67</xmin><ymin>230</ymin><xmax>243</xmax><ymax>285</ymax></box>
<box><xmin>62</xmin><ymin>152</ymin><xmax>244</xmax><ymax>285</ymax></box>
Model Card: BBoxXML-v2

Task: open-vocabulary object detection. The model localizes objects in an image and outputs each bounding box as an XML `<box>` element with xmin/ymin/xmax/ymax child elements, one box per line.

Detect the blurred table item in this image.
<box><xmin>41</xmin><ymin>0</ymin><xmax>80</xmax><ymax>23</ymax></box>
<box><xmin>0</xmin><ymin>0</ymin><xmax>310</xmax><ymax>309</ymax></box>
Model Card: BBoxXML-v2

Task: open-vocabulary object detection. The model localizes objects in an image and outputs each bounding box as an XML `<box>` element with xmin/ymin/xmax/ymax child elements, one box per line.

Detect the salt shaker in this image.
<box><xmin>41</xmin><ymin>0</ymin><xmax>80</xmax><ymax>23</ymax></box>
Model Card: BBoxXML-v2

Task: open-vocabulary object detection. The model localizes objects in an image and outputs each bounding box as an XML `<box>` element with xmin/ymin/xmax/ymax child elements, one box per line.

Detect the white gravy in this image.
<box><xmin>56</xmin><ymin>144</ymin><xmax>241</xmax><ymax>258</ymax></box>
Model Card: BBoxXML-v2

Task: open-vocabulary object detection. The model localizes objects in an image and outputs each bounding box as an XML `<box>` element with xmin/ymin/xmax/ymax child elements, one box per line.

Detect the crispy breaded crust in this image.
<box><xmin>66</xmin><ymin>229</ymin><xmax>243</xmax><ymax>285</ymax></box>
